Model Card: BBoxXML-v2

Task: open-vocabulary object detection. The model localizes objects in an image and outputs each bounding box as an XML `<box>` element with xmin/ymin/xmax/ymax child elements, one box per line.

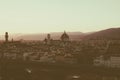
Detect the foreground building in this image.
<box><xmin>94</xmin><ymin>55</ymin><xmax>120</xmax><ymax>68</ymax></box>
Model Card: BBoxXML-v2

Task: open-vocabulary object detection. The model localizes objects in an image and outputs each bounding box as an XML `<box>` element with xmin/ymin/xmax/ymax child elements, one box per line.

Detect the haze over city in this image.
<box><xmin>0</xmin><ymin>0</ymin><xmax>120</xmax><ymax>34</ymax></box>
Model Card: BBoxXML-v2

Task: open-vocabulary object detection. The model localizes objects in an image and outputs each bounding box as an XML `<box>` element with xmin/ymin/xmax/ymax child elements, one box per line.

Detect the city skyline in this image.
<box><xmin>0</xmin><ymin>0</ymin><xmax>120</xmax><ymax>34</ymax></box>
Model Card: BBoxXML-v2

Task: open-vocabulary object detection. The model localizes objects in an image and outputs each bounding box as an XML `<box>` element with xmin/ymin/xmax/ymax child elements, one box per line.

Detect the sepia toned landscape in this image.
<box><xmin>0</xmin><ymin>28</ymin><xmax>120</xmax><ymax>80</ymax></box>
<box><xmin>0</xmin><ymin>0</ymin><xmax>120</xmax><ymax>80</ymax></box>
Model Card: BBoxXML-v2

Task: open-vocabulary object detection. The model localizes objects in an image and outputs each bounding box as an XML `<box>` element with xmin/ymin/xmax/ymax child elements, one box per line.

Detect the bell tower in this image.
<box><xmin>5</xmin><ymin>32</ymin><xmax>9</xmax><ymax>42</ymax></box>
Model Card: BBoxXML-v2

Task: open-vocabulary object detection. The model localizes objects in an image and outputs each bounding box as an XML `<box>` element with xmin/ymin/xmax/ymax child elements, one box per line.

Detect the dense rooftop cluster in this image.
<box><xmin>0</xmin><ymin>39</ymin><xmax>120</xmax><ymax>65</ymax></box>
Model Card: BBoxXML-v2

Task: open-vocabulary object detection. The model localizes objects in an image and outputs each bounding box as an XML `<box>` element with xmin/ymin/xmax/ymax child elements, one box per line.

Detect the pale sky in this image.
<box><xmin>0</xmin><ymin>0</ymin><xmax>120</xmax><ymax>34</ymax></box>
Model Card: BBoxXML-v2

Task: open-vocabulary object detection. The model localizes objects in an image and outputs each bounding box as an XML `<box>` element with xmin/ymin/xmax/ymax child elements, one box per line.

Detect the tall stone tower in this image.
<box><xmin>47</xmin><ymin>34</ymin><xmax>51</xmax><ymax>44</ymax></box>
<box><xmin>5</xmin><ymin>32</ymin><xmax>9</xmax><ymax>42</ymax></box>
<box><xmin>47</xmin><ymin>34</ymin><xmax>51</xmax><ymax>40</ymax></box>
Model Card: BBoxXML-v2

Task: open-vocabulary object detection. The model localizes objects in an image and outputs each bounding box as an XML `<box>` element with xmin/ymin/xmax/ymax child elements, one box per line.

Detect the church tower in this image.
<box><xmin>44</xmin><ymin>34</ymin><xmax>52</xmax><ymax>44</ymax></box>
<box><xmin>5</xmin><ymin>32</ymin><xmax>9</xmax><ymax>42</ymax></box>
<box><xmin>47</xmin><ymin>34</ymin><xmax>51</xmax><ymax>40</ymax></box>
<box><xmin>47</xmin><ymin>34</ymin><xmax>51</xmax><ymax>44</ymax></box>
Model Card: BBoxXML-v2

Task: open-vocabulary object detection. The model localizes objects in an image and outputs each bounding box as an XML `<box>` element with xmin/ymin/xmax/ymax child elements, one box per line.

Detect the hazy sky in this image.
<box><xmin>0</xmin><ymin>0</ymin><xmax>120</xmax><ymax>34</ymax></box>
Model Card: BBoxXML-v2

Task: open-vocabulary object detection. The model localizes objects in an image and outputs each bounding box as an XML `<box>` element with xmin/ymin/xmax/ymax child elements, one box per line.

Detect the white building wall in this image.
<box><xmin>94</xmin><ymin>56</ymin><xmax>120</xmax><ymax>68</ymax></box>
<box><xmin>110</xmin><ymin>57</ymin><xmax>120</xmax><ymax>68</ymax></box>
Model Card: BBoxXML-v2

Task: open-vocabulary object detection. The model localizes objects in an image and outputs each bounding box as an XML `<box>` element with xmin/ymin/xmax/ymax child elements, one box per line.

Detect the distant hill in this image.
<box><xmin>16</xmin><ymin>32</ymin><xmax>84</xmax><ymax>41</ymax></box>
<box><xmin>1</xmin><ymin>28</ymin><xmax>119</xmax><ymax>41</ymax></box>
<box><xmin>82</xmin><ymin>28</ymin><xmax>120</xmax><ymax>40</ymax></box>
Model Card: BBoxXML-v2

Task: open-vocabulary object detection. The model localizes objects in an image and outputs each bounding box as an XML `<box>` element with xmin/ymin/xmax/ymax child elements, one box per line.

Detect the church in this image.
<box><xmin>60</xmin><ymin>31</ymin><xmax>70</xmax><ymax>42</ymax></box>
<box><xmin>44</xmin><ymin>31</ymin><xmax>70</xmax><ymax>44</ymax></box>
